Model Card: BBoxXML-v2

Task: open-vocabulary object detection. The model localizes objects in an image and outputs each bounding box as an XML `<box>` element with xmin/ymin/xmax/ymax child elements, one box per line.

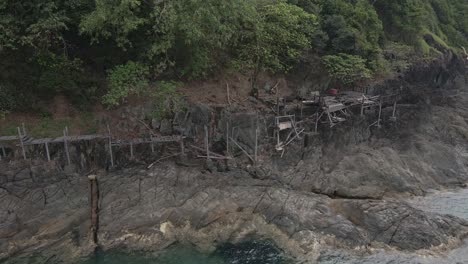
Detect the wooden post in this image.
<box><xmin>45</xmin><ymin>142</ymin><xmax>51</xmax><ymax>162</ymax></box>
<box><xmin>204</xmin><ymin>125</ymin><xmax>209</xmax><ymax>161</ymax></box>
<box><xmin>88</xmin><ymin>175</ymin><xmax>99</xmax><ymax>244</ymax></box>
<box><xmin>360</xmin><ymin>100</ymin><xmax>365</xmax><ymax>116</ymax></box>
<box><xmin>392</xmin><ymin>100</ymin><xmax>397</xmax><ymax>120</ymax></box>
<box><xmin>226</xmin><ymin>122</ymin><xmax>230</xmax><ymax>156</ymax></box>
<box><xmin>180</xmin><ymin>138</ymin><xmax>185</xmax><ymax>156</ymax></box>
<box><xmin>254</xmin><ymin>120</ymin><xmax>258</xmax><ymax>164</ymax></box>
<box><xmin>17</xmin><ymin>127</ymin><xmax>26</xmax><ymax>160</ymax></box>
<box><xmin>377</xmin><ymin>99</ymin><xmax>382</xmax><ymax>128</ymax></box>
<box><xmin>22</xmin><ymin>123</ymin><xmax>26</xmax><ymax>136</ymax></box>
<box><xmin>130</xmin><ymin>141</ymin><xmax>134</xmax><ymax>158</ymax></box>
<box><xmin>63</xmin><ymin>127</ymin><xmax>71</xmax><ymax>165</ymax></box>
<box><xmin>107</xmin><ymin>125</ymin><xmax>114</xmax><ymax>167</ymax></box>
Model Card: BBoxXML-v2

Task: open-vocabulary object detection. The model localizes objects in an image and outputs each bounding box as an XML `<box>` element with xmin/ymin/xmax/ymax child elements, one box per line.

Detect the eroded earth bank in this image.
<box><xmin>1</xmin><ymin>54</ymin><xmax>468</xmax><ymax>263</ymax></box>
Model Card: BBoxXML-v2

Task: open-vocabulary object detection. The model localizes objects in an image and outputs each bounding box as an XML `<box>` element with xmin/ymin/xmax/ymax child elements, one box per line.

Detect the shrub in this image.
<box><xmin>102</xmin><ymin>61</ymin><xmax>150</xmax><ymax>107</ymax></box>
<box><xmin>322</xmin><ymin>53</ymin><xmax>372</xmax><ymax>84</ymax></box>
<box><xmin>150</xmin><ymin>81</ymin><xmax>184</xmax><ymax>119</ymax></box>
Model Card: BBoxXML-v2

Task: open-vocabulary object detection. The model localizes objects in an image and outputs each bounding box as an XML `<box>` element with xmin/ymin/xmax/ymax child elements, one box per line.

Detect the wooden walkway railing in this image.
<box><xmin>0</xmin><ymin>126</ymin><xmax>185</xmax><ymax>165</ymax></box>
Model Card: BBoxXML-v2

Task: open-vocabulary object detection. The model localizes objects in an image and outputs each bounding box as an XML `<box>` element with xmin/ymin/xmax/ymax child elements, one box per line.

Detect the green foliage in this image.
<box><xmin>103</xmin><ymin>61</ymin><xmax>150</xmax><ymax>107</ymax></box>
<box><xmin>235</xmin><ymin>2</ymin><xmax>318</xmax><ymax>74</ymax></box>
<box><xmin>0</xmin><ymin>0</ymin><xmax>467</xmax><ymax>114</ymax></box>
<box><xmin>150</xmin><ymin>81</ymin><xmax>184</xmax><ymax>119</ymax></box>
<box><xmin>322</xmin><ymin>53</ymin><xmax>372</xmax><ymax>84</ymax></box>
<box><xmin>0</xmin><ymin>85</ymin><xmax>18</xmax><ymax>112</ymax></box>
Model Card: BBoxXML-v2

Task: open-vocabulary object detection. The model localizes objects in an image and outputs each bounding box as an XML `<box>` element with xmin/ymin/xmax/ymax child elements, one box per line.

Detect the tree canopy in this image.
<box><xmin>0</xmin><ymin>0</ymin><xmax>467</xmax><ymax>111</ymax></box>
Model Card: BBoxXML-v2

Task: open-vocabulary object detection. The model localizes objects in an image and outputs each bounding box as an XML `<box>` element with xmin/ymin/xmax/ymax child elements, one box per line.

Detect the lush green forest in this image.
<box><xmin>0</xmin><ymin>0</ymin><xmax>467</xmax><ymax>113</ymax></box>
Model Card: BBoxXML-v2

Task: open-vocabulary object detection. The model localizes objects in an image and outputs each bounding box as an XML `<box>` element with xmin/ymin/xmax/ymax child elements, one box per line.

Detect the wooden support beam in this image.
<box><xmin>229</xmin><ymin>137</ymin><xmax>254</xmax><ymax>162</ymax></box>
<box><xmin>17</xmin><ymin>127</ymin><xmax>26</xmax><ymax>160</ymax></box>
<box><xmin>204</xmin><ymin>125</ymin><xmax>209</xmax><ymax>161</ymax></box>
<box><xmin>63</xmin><ymin>127</ymin><xmax>71</xmax><ymax>165</ymax></box>
<box><xmin>45</xmin><ymin>142</ymin><xmax>51</xmax><ymax>162</ymax></box>
<box><xmin>88</xmin><ymin>175</ymin><xmax>99</xmax><ymax>244</ymax></box>
<box><xmin>254</xmin><ymin>125</ymin><xmax>258</xmax><ymax>164</ymax></box>
<box><xmin>360</xmin><ymin>100</ymin><xmax>365</xmax><ymax>116</ymax></box>
<box><xmin>180</xmin><ymin>139</ymin><xmax>185</xmax><ymax>156</ymax></box>
<box><xmin>226</xmin><ymin>122</ymin><xmax>230</xmax><ymax>157</ymax></box>
<box><xmin>107</xmin><ymin>125</ymin><xmax>114</xmax><ymax>167</ymax></box>
<box><xmin>377</xmin><ymin>100</ymin><xmax>382</xmax><ymax>128</ymax></box>
<box><xmin>391</xmin><ymin>101</ymin><xmax>397</xmax><ymax>121</ymax></box>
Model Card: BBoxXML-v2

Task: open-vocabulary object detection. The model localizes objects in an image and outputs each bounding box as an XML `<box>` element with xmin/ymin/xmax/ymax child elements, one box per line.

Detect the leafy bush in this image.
<box><xmin>150</xmin><ymin>81</ymin><xmax>184</xmax><ymax>119</ymax></box>
<box><xmin>102</xmin><ymin>61</ymin><xmax>150</xmax><ymax>107</ymax></box>
<box><xmin>235</xmin><ymin>2</ymin><xmax>318</xmax><ymax>74</ymax></box>
<box><xmin>322</xmin><ymin>53</ymin><xmax>372</xmax><ymax>84</ymax></box>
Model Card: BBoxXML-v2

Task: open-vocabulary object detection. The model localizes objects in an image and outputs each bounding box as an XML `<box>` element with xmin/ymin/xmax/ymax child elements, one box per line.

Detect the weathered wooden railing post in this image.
<box><xmin>391</xmin><ymin>100</ymin><xmax>397</xmax><ymax>121</ymax></box>
<box><xmin>107</xmin><ymin>125</ymin><xmax>114</xmax><ymax>167</ymax></box>
<box><xmin>254</xmin><ymin>119</ymin><xmax>258</xmax><ymax>165</ymax></box>
<box><xmin>45</xmin><ymin>142</ymin><xmax>51</xmax><ymax>162</ymax></box>
<box><xmin>63</xmin><ymin>127</ymin><xmax>71</xmax><ymax>165</ymax></box>
<box><xmin>226</xmin><ymin>122</ymin><xmax>230</xmax><ymax>157</ymax></box>
<box><xmin>377</xmin><ymin>98</ymin><xmax>383</xmax><ymax>128</ymax></box>
<box><xmin>88</xmin><ymin>174</ymin><xmax>99</xmax><ymax>244</ymax></box>
<box><xmin>204</xmin><ymin>125</ymin><xmax>209</xmax><ymax>161</ymax></box>
<box><xmin>17</xmin><ymin>127</ymin><xmax>26</xmax><ymax>160</ymax></box>
<box><xmin>21</xmin><ymin>123</ymin><xmax>26</xmax><ymax>136</ymax></box>
<box><xmin>179</xmin><ymin>137</ymin><xmax>185</xmax><ymax>156</ymax></box>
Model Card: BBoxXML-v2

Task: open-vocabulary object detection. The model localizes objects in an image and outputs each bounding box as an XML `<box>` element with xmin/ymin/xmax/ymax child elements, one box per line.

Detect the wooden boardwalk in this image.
<box><xmin>0</xmin><ymin>127</ymin><xmax>185</xmax><ymax>164</ymax></box>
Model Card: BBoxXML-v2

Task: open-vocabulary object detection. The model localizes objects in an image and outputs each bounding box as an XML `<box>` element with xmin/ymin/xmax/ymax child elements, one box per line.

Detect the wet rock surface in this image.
<box><xmin>1</xmin><ymin>55</ymin><xmax>468</xmax><ymax>263</ymax></box>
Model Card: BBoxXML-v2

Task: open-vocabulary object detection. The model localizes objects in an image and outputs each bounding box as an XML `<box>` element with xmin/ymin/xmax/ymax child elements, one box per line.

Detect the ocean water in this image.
<box><xmin>81</xmin><ymin>241</ymin><xmax>292</xmax><ymax>264</ymax></box>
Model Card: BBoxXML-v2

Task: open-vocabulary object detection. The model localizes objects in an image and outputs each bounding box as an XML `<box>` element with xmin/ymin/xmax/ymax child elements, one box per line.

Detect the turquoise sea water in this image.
<box><xmin>81</xmin><ymin>241</ymin><xmax>291</xmax><ymax>264</ymax></box>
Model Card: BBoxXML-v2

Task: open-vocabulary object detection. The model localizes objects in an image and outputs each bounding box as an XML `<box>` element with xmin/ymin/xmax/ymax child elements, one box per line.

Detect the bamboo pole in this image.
<box><xmin>17</xmin><ymin>127</ymin><xmax>26</xmax><ymax>160</ymax></box>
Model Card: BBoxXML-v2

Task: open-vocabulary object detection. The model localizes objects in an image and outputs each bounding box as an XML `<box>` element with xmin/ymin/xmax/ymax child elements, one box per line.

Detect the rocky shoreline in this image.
<box><xmin>1</xmin><ymin>53</ymin><xmax>468</xmax><ymax>263</ymax></box>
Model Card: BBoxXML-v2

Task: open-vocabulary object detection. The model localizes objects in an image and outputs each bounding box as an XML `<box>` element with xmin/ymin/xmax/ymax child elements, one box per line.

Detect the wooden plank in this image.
<box><xmin>0</xmin><ymin>136</ymin><xmax>20</xmax><ymax>141</ymax></box>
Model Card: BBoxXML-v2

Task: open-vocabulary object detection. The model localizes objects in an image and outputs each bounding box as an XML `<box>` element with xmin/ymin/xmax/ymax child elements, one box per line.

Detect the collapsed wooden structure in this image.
<box><xmin>0</xmin><ymin>89</ymin><xmax>401</xmax><ymax>164</ymax></box>
<box><xmin>272</xmin><ymin>90</ymin><xmax>400</xmax><ymax>153</ymax></box>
